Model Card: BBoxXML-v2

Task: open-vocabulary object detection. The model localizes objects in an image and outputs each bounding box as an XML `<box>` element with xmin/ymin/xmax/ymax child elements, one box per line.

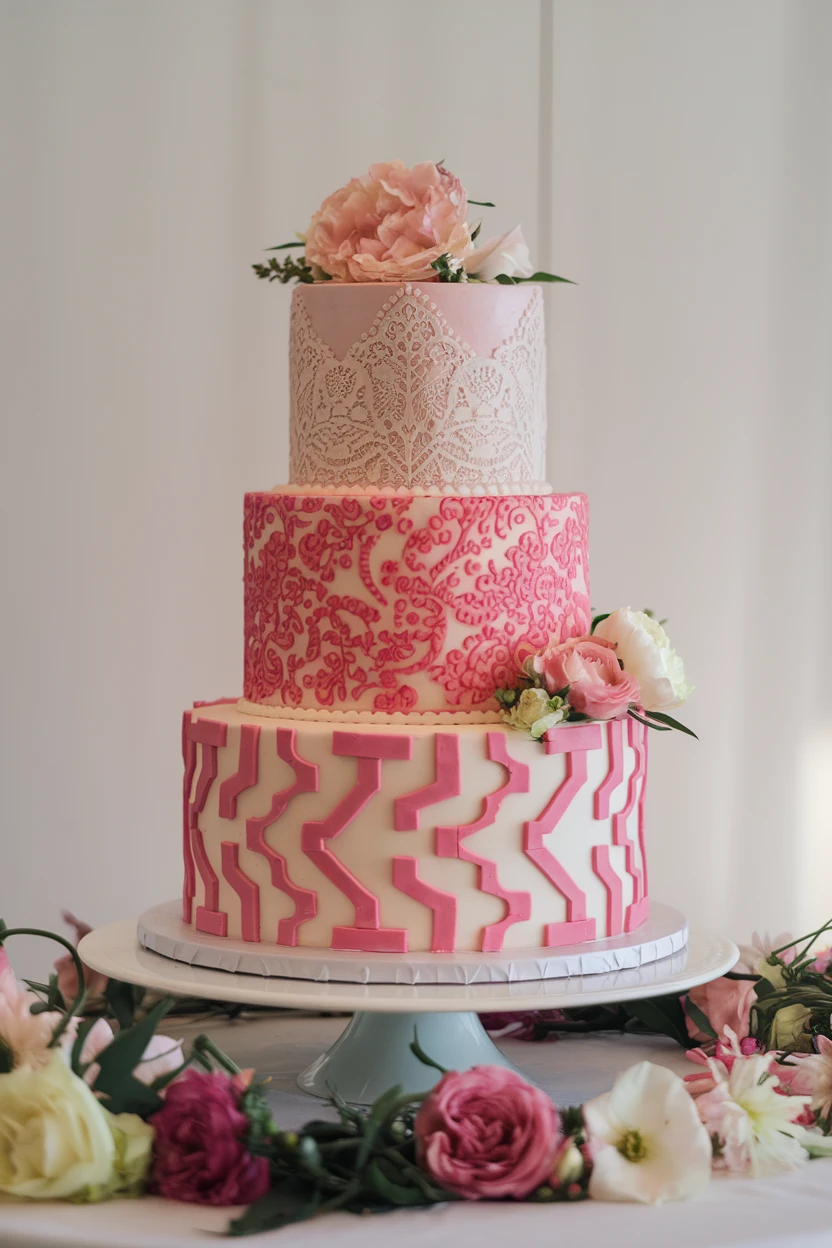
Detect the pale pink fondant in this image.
<box><xmin>524</xmin><ymin>747</ymin><xmax>598</xmax><ymax>947</ymax></box>
<box><xmin>221</xmin><ymin>841</ymin><xmax>260</xmax><ymax>943</ymax></box>
<box><xmin>244</xmin><ymin>491</ymin><xmax>590</xmax><ymax>719</ymax></box>
<box><xmin>617</xmin><ymin>717</ymin><xmax>650</xmax><ymax>932</ymax></box>
<box><xmin>181</xmin><ymin>713</ymin><xmax>197</xmax><ymax>924</ymax></box>
<box><xmin>395</xmin><ymin>734</ymin><xmax>462</xmax><ymax>831</ymax></box>
<box><xmin>438</xmin><ymin>733</ymin><xmax>532</xmax><ymax>952</ymax></box>
<box><xmin>182</xmin><ymin>705</ymin><xmax>650</xmax><ymax>953</ymax></box>
<box><xmin>299</xmin><ymin>732</ymin><xmax>411</xmax><ymax>946</ymax></box>
<box><xmin>245</xmin><ymin>728</ymin><xmax>319</xmax><ymax>947</ymax></box>
<box><xmin>290</xmin><ymin>283</ymin><xmax>546</xmax><ymax>493</ymax></box>
<box><xmin>592</xmin><ymin>844</ymin><xmax>623</xmax><ymax>937</ymax></box>
<box><xmin>186</xmin><ymin>718</ymin><xmax>228</xmax><ymax>936</ymax></box>
<box><xmin>219</xmin><ymin>724</ymin><xmax>260</xmax><ymax>819</ymax></box>
<box><xmin>593</xmin><ymin>718</ymin><xmax>624</xmax><ymax>818</ymax></box>
<box><xmin>544</xmin><ymin>723</ymin><xmax>602</xmax><ymax>755</ymax></box>
<box><xmin>638</xmin><ymin>721</ymin><xmax>649</xmax><ymax>898</ymax></box>
<box><xmin>392</xmin><ymin>857</ymin><xmax>458</xmax><ymax>953</ymax></box>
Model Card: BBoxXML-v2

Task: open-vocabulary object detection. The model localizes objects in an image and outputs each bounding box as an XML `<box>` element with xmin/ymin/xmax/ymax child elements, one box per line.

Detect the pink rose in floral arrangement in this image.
<box><xmin>683</xmin><ymin>976</ymin><xmax>757</xmax><ymax>1047</ymax></box>
<box><xmin>533</xmin><ymin>636</ymin><xmax>640</xmax><ymax>721</ymax></box>
<box><xmin>305</xmin><ymin>160</ymin><xmax>473</xmax><ymax>283</ymax></box>
<box><xmin>415</xmin><ymin>1065</ymin><xmax>561</xmax><ymax>1200</ymax></box>
<box><xmin>149</xmin><ymin>1070</ymin><xmax>270</xmax><ymax>1206</ymax></box>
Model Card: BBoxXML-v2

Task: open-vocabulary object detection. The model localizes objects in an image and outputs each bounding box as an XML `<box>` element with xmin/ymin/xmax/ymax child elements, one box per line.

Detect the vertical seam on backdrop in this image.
<box><xmin>537</xmin><ymin>0</ymin><xmax>555</xmax><ymax>270</ymax></box>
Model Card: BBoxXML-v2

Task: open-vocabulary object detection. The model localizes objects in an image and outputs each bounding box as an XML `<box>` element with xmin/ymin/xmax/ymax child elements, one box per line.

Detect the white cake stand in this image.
<box><xmin>80</xmin><ymin>911</ymin><xmax>737</xmax><ymax>1105</ymax></box>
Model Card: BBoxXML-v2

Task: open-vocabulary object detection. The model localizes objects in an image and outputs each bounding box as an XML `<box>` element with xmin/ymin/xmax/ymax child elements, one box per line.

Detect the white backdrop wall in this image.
<box><xmin>1</xmin><ymin>0</ymin><xmax>830</xmax><ymax>979</ymax></box>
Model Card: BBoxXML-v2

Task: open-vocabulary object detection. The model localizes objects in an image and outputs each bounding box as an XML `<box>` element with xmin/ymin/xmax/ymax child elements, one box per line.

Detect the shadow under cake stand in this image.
<box><xmin>79</xmin><ymin>901</ymin><xmax>737</xmax><ymax>1105</ymax></box>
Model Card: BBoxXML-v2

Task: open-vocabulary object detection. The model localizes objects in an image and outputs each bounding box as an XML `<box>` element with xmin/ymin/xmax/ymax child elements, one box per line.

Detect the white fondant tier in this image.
<box><xmin>243</xmin><ymin>490</ymin><xmax>590</xmax><ymax>719</ymax></box>
<box><xmin>182</xmin><ymin>702</ymin><xmax>650</xmax><ymax>957</ymax></box>
<box><xmin>289</xmin><ymin>283</ymin><xmax>546</xmax><ymax>494</ymax></box>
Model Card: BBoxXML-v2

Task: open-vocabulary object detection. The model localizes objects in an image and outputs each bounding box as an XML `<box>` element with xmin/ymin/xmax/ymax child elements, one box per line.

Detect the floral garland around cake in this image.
<box><xmin>495</xmin><ymin>607</ymin><xmax>697</xmax><ymax>741</ymax></box>
<box><xmin>252</xmin><ymin>158</ymin><xmax>572</xmax><ymax>286</ymax></box>
<box><xmin>2</xmin><ymin>916</ymin><xmax>832</xmax><ymax>1231</ymax></box>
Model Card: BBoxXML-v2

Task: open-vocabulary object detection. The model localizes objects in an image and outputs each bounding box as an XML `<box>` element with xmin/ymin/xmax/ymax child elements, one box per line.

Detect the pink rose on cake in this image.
<box><xmin>305</xmin><ymin>160</ymin><xmax>473</xmax><ymax>283</ymax></box>
<box><xmin>415</xmin><ymin>1065</ymin><xmax>561</xmax><ymax>1199</ymax></box>
<box><xmin>533</xmin><ymin>636</ymin><xmax>640</xmax><ymax>721</ymax></box>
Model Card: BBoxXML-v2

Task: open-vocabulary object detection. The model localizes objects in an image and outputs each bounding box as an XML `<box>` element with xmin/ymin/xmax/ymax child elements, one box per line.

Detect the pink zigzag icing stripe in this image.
<box><xmin>394</xmin><ymin>734</ymin><xmax>461</xmax><ymax>830</ymax></box>
<box><xmin>181</xmin><ymin>714</ymin><xmax>197</xmax><ymax>924</ymax></box>
<box><xmin>615</xmin><ymin>717</ymin><xmax>649</xmax><ymax>932</ymax></box>
<box><xmin>219</xmin><ymin>724</ymin><xmax>260</xmax><ymax>819</ymax></box>
<box><xmin>392</xmin><ymin>857</ymin><xmax>457</xmax><ymax>953</ymax></box>
<box><xmin>301</xmin><ymin>732</ymin><xmax>410</xmax><ymax>952</ymax></box>
<box><xmin>221</xmin><ymin>841</ymin><xmax>260</xmax><ymax>942</ymax></box>
<box><xmin>246</xmin><ymin>728</ymin><xmax>319</xmax><ymax>947</ymax></box>
<box><xmin>592</xmin><ymin>844</ymin><xmax>623</xmax><ymax>937</ymax></box>
<box><xmin>638</xmin><ymin>719</ymin><xmax>649</xmax><ymax>897</ymax></box>
<box><xmin>594</xmin><ymin>719</ymin><xmax>624</xmax><ymax>818</ymax></box>
<box><xmin>525</xmin><ymin>749</ymin><xmax>597</xmax><ymax>947</ymax></box>
<box><xmin>186</xmin><ymin>718</ymin><xmax>229</xmax><ymax>936</ymax></box>
<box><xmin>438</xmin><ymin>732</ymin><xmax>532</xmax><ymax>953</ymax></box>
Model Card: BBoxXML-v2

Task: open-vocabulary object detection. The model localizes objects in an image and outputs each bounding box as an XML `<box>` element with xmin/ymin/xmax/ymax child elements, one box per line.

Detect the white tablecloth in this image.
<box><xmin>2</xmin><ymin>1012</ymin><xmax>832</xmax><ymax>1248</ymax></box>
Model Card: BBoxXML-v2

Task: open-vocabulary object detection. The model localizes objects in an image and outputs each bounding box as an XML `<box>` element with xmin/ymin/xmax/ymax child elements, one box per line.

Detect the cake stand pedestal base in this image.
<box><xmin>297</xmin><ymin>1010</ymin><xmax>522</xmax><ymax>1102</ymax></box>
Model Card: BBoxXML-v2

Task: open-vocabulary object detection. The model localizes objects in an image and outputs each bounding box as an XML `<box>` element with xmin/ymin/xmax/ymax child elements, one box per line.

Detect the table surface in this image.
<box><xmin>2</xmin><ymin>1011</ymin><xmax>832</xmax><ymax>1248</ymax></box>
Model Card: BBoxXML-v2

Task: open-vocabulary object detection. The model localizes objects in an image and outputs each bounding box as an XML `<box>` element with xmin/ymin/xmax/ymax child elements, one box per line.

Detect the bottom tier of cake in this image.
<box><xmin>182</xmin><ymin>700</ymin><xmax>650</xmax><ymax>955</ymax></box>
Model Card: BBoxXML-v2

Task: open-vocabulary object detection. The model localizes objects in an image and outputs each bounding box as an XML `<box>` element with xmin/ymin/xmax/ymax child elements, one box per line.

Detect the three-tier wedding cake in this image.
<box><xmin>175</xmin><ymin>161</ymin><xmax>693</xmax><ymax>973</ymax></box>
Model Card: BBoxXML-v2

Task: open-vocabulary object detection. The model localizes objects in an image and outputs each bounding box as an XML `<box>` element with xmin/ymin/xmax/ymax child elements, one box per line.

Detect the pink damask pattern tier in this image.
<box><xmin>289</xmin><ymin>283</ymin><xmax>546</xmax><ymax>493</ymax></box>
<box><xmin>243</xmin><ymin>491</ymin><xmax>590</xmax><ymax>720</ymax></box>
<box><xmin>182</xmin><ymin>704</ymin><xmax>650</xmax><ymax>954</ymax></box>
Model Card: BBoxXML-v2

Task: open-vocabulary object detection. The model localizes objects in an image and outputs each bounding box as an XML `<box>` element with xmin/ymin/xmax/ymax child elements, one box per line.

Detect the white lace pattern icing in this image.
<box><xmin>289</xmin><ymin>284</ymin><xmax>546</xmax><ymax>493</ymax></box>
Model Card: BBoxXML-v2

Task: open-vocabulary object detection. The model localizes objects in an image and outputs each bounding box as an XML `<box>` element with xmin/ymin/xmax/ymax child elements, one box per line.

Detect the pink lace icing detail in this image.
<box><xmin>395</xmin><ymin>734</ymin><xmax>463</xmax><ymax>830</ymax></box>
<box><xmin>290</xmin><ymin>284</ymin><xmax>546</xmax><ymax>492</ymax></box>
<box><xmin>391</xmin><ymin>857</ymin><xmax>457</xmax><ymax>953</ymax></box>
<box><xmin>438</xmin><ymin>733</ymin><xmax>532</xmax><ymax>953</ymax></box>
<box><xmin>245</xmin><ymin>728</ymin><xmax>319</xmax><ymax>947</ymax></box>
<box><xmin>244</xmin><ymin>491</ymin><xmax>590</xmax><ymax>716</ymax></box>
<box><xmin>524</xmin><ymin>743</ymin><xmax>601</xmax><ymax>947</ymax></box>
<box><xmin>221</xmin><ymin>841</ymin><xmax>260</xmax><ymax>942</ymax></box>
<box><xmin>299</xmin><ymin>732</ymin><xmax>411</xmax><ymax>949</ymax></box>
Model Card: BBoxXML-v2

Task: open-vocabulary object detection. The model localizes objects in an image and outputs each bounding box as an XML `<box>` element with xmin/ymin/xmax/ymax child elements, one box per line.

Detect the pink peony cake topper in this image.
<box><xmin>253</xmin><ymin>158</ymin><xmax>572</xmax><ymax>285</ymax></box>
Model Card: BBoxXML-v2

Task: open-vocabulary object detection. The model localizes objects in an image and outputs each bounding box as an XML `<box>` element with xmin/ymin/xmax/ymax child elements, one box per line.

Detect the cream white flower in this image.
<box><xmin>695</xmin><ymin>1052</ymin><xmax>810</xmax><ymax>1177</ymax></box>
<box><xmin>594</xmin><ymin>608</ymin><xmax>693</xmax><ymax>712</ymax></box>
<box><xmin>74</xmin><ymin>1112</ymin><xmax>154</xmax><ymax>1203</ymax></box>
<box><xmin>583</xmin><ymin>1061</ymin><xmax>712</xmax><ymax>1203</ymax></box>
<box><xmin>505</xmin><ymin>686</ymin><xmax>551</xmax><ymax>731</ymax></box>
<box><xmin>0</xmin><ymin>968</ymin><xmax>67</xmax><ymax>1070</ymax></box>
<box><xmin>736</xmin><ymin>931</ymin><xmax>794</xmax><ymax>987</ymax></box>
<box><xmin>466</xmin><ymin>225</ymin><xmax>534</xmax><ymax>281</ymax></box>
<box><xmin>0</xmin><ymin>1050</ymin><xmax>116</xmax><ymax>1199</ymax></box>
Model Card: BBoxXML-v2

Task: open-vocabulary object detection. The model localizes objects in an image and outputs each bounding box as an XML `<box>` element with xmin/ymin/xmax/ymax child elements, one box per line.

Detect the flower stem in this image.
<box><xmin>191</xmin><ymin>1033</ymin><xmax>241</xmax><ymax>1074</ymax></box>
<box><xmin>0</xmin><ymin>926</ymin><xmax>88</xmax><ymax>1045</ymax></box>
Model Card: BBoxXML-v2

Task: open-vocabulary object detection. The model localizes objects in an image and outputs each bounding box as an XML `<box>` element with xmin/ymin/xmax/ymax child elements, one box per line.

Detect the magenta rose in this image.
<box><xmin>305</xmin><ymin>160</ymin><xmax>472</xmax><ymax>283</ymax></box>
<box><xmin>149</xmin><ymin>1070</ymin><xmax>270</xmax><ymax>1206</ymax></box>
<box><xmin>415</xmin><ymin>1065</ymin><xmax>561</xmax><ymax>1200</ymax></box>
<box><xmin>532</xmin><ymin>635</ymin><xmax>640</xmax><ymax>720</ymax></box>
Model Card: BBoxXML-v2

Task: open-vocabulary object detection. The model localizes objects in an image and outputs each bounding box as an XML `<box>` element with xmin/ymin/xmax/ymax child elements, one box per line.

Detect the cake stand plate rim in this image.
<box><xmin>80</xmin><ymin>913</ymin><xmax>738</xmax><ymax>1014</ymax></box>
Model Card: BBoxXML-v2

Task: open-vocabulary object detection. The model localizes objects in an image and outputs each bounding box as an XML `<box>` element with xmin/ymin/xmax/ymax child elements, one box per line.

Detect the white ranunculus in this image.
<box><xmin>593</xmin><ymin>608</ymin><xmax>693</xmax><ymax>712</ymax></box>
<box><xmin>466</xmin><ymin>225</ymin><xmax>534</xmax><ymax>281</ymax></box>
<box><xmin>583</xmin><ymin>1061</ymin><xmax>712</xmax><ymax>1204</ymax></box>
<box><xmin>0</xmin><ymin>1050</ymin><xmax>116</xmax><ymax>1199</ymax></box>
<box><xmin>506</xmin><ymin>686</ymin><xmax>551</xmax><ymax>731</ymax></box>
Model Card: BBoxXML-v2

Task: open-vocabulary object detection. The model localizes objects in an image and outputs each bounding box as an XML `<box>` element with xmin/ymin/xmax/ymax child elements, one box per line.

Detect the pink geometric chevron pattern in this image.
<box><xmin>242</xmin><ymin>490</ymin><xmax>590</xmax><ymax>719</ymax></box>
<box><xmin>182</xmin><ymin>705</ymin><xmax>650</xmax><ymax>955</ymax></box>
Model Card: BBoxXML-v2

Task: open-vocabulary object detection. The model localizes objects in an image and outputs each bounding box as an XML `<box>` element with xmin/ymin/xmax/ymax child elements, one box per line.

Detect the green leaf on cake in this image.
<box><xmin>640</xmin><ymin>710</ymin><xmax>699</xmax><ymax>740</ymax></box>
<box><xmin>468</xmin><ymin>199</ymin><xmax>496</xmax><ymax>208</ymax></box>
<box><xmin>494</xmin><ymin>271</ymin><xmax>575</xmax><ymax>285</ymax></box>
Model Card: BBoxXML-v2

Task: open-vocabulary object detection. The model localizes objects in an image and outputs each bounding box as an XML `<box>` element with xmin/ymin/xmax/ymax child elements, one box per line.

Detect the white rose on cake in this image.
<box><xmin>466</xmin><ymin>225</ymin><xmax>534</xmax><ymax>281</ymax></box>
<box><xmin>593</xmin><ymin>609</ymin><xmax>693</xmax><ymax>712</ymax></box>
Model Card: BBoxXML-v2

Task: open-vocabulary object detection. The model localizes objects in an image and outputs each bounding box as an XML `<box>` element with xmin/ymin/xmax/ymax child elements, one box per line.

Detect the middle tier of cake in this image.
<box><xmin>243</xmin><ymin>490</ymin><xmax>590</xmax><ymax>722</ymax></box>
<box><xmin>182</xmin><ymin>702</ymin><xmax>650</xmax><ymax>956</ymax></box>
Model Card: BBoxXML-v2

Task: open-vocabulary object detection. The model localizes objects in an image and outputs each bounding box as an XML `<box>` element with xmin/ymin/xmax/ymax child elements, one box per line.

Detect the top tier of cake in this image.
<box><xmin>289</xmin><ymin>282</ymin><xmax>548</xmax><ymax>495</ymax></box>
